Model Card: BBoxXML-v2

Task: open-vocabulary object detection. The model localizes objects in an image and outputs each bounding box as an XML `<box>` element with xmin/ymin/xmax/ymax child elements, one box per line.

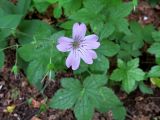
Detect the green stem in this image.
<box><xmin>0</xmin><ymin>44</ymin><xmax>20</xmax><ymax>51</ymax></box>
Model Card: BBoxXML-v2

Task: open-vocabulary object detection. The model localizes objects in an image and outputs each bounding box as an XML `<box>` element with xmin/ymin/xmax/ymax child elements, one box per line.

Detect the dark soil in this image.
<box><xmin>0</xmin><ymin>0</ymin><xmax>160</xmax><ymax>120</ymax></box>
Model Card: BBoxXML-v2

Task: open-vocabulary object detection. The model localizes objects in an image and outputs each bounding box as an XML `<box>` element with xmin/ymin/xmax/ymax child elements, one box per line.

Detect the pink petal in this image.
<box><xmin>78</xmin><ymin>48</ymin><xmax>93</xmax><ymax>64</ymax></box>
<box><xmin>85</xmin><ymin>35</ymin><xmax>99</xmax><ymax>42</ymax></box>
<box><xmin>66</xmin><ymin>50</ymin><xmax>80</xmax><ymax>70</ymax></box>
<box><xmin>88</xmin><ymin>50</ymin><xmax>97</xmax><ymax>59</ymax></box>
<box><xmin>82</xmin><ymin>35</ymin><xmax>100</xmax><ymax>49</ymax></box>
<box><xmin>56</xmin><ymin>37</ymin><xmax>73</xmax><ymax>52</ymax></box>
<box><xmin>72</xmin><ymin>23</ymin><xmax>86</xmax><ymax>39</ymax></box>
<box><xmin>81</xmin><ymin>41</ymin><xmax>100</xmax><ymax>49</ymax></box>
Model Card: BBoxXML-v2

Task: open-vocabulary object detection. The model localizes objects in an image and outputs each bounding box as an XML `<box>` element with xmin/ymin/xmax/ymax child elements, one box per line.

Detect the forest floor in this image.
<box><xmin>0</xmin><ymin>0</ymin><xmax>160</xmax><ymax>120</ymax></box>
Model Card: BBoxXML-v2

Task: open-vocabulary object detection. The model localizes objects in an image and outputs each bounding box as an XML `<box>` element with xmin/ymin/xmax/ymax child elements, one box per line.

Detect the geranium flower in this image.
<box><xmin>57</xmin><ymin>23</ymin><xmax>100</xmax><ymax>70</ymax></box>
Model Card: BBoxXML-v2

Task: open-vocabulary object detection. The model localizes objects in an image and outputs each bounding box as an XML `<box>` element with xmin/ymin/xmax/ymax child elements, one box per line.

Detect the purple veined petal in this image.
<box><xmin>72</xmin><ymin>23</ymin><xmax>86</xmax><ymax>40</ymax></box>
<box><xmin>81</xmin><ymin>35</ymin><xmax>100</xmax><ymax>49</ymax></box>
<box><xmin>58</xmin><ymin>36</ymin><xmax>73</xmax><ymax>44</ymax></box>
<box><xmin>66</xmin><ymin>50</ymin><xmax>80</xmax><ymax>70</ymax></box>
<box><xmin>81</xmin><ymin>41</ymin><xmax>100</xmax><ymax>49</ymax></box>
<box><xmin>85</xmin><ymin>35</ymin><xmax>99</xmax><ymax>42</ymax></box>
<box><xmin>56</xmin><ymin>37</ymin><xmax>73</xmax><ymax>52</ymax></box>
<box><xmin>87</xmin><ymin>50</ymin><xmax>97</xmax><ymax>59</ymax></box>
<box><xmin>78</xmin><ymin>48</ymin><xmax>93</xmax><ymax>64</ymax></box>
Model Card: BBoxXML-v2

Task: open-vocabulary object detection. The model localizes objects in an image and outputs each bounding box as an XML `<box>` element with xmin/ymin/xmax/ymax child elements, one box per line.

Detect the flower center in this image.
<box><xmin>72</xmin><ymin>41</ymin><xmax>80</xmax><ymax>49</ymax></box>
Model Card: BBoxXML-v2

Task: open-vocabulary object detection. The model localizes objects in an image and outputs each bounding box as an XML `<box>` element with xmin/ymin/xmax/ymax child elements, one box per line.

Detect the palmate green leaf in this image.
<box><xmin>15</xmin><ymin>0</ymin><xmax>31</xmax><ymax>15</ymax></box>
<box><xmin>74</xmin><ymin>62</ymin><xmax>88</xmax><ymax>74</ymax></box>
<box><xmin>83</xmin><ymin>75</ymin><xmax>107</xmax><ymax>88</ymax></box>
<box><xmin>0</xmin><ymin>0</ymin><xmax>16</xmax><ymax>14</ymax></box>
<box><xmin>148</xmin><ymin>42</ymin><xmax>160</xmax><ymax>58</ymax></box>
<box><xmin>90</xmin><ymin>20</ymin><xmax>104</xmax><ymax>35</ymax></box>
<box><xmin>83</xmin><ymin>0</ymin><xmax>105</xmax><ymax>14</ymax></box>
<box><xmin>0</xmin><ymin>51</ymin><xmax>4</xmax><ymax>68</ymax></box>
<box><xmin>49</xmin><ymin>78</ymin><xmax>82</xmax><ymax>109</ymax></box>
<box><xmin>152</xmin><ymin>31</ymin><xmax>160</xmax><ymax>42</ymax></box>
<box><xmin>53</xmin><ymin>6</ymin><xmax>62</xmax><ymax>18</ymax></box>
<box><xmin>142</xmin><ymin>24</ymin><xmax>155</xmax><ymax>43</ymax></box>
<box><xmin>69</xmin><ymin>8</ymin><xmax>96</xmax><ymax>23</ymax></box>
<box><xmin>0</xmin><ymin>29</ymin><xmax>11</xmax><ymax>48</ymax></box>
<box><xmin>116</xmin><ymin>18</ymin><xmax>131</xmax><ymax>35</ymax></box>
<box><xmin>0</xmin><ymin>8</ymin><xmax>5</xmax><ymax>16</ymax></box>
<box><xmin>63</xmin><ymin>0</ymin><xmax>82</xmax><ymax>16</ymax></box>
<box><xmin>74</xmin><ymin>93</ymin><xmax>94</xmax><ymax>120</ymax></box>
<box><xmin>17</xmin><ymin>20</ymin><xmax>54</xmax><ymax>44</ymax></box>
<box><xmin>127</xmin><ymin>58</ymin><xmax>139</xmax><ymax>69</ymax></box>
<box><xmin>110</xmin><ymin>69</ymin><xmax>125</xmax><ymax>82</ymax></box>
<box><xmin>156</xmin><ymin>57</ymin><xmax>160</xmax><ymax>65</ymax></box>
<box><xmin>19</xmin><ymin>42</ymin><xmax>65</xmax><ymax>89</ymax></box>
<box><xmin>0</xmin><ymin>0</ymin><xmax>31</xmax><ymax>15</ymax></box>
<box><xmin>148</xmin><ymin>65</ymin><xmax>160</xmax><ymax>77</ymax></box>
<box><xmin>89</xmin><ymin>54</ymin><xmax>109</xmax><ymax>73</ymax></box>
<box><xmin>17</xmin><ymin>20</ymin><xmax>63</xmax><ymax>89</ymax></box>
<box><xmin>18</xmin><ymin>34</ymin><xmax>65</xmax><ymax>89</ymax></box>
<box><xmin>18</xmin><ymin>44</ymin><xmax>35</xmax><ymax>61</ymax></box>
<box><xmin>46</xmin><ymin>0</ymin><xmax>58</xmax><ymax>3</ymax></box>
<box><xmin>118</xmin><ymin>41</ymin><xmax>141</xmax><ymax>60</ymax></box>
<box><xmin>18</xmin><ymin>41</ymin><xmax>52</xmax><ymax>62</ymax></box>
<box><xmin>60</xmin><ymin>20</ymin><xmax>75</xmax><ymax>30</ymax></box>
<box><xmin>0</xmin><ymin>14</ymin><xmax>22</xmax><ymax>47</ymax></box>
<box><xmin>82</xmin><ymin>75</ymin><xmax>125</xmax><ymax>120</ymax></box>
<box><xmin>33</xmin><ymin>0</ymin><xmax>50</xmax><ymax>13</ymax></box>
<box><xmin>97</xmin><ymin>87</ymin><xmax>126</xmax><ymax>120</ymax></box>
<box><xmin>49</xmin><ymin>75</ymin><xmax>125</xmax><ymax>120</ymax></box>
<box><xmin>109</xmin><ymin>2</ymin><xmax>133</xmax><ymax>19</ymax></box>
<box><xmin>27</xmin><ymin>58</ymin><xmax>49</xmax><ymax>90</ymax></box>
<box><xmin>110</xmin><ymin>58</ymin><xmax>145</xmax><ymax>93</ymax></box>
<box><xmin>123</xmin><ymin>22</ymin><xmax>154</xmax><ymax>50</ymax></box>
<box><xmin>50</xmin><ymin>89</ymin><xmax>82</xmax><ymax>109</ymax></box>
<box><xmin>100</xmin><ymin>23</ymin><xmax>115</xmax><ymax>39</ymax></box>
<box><xmin>139</xmin><ymin>82</ymin><xmax>153</xmax><ymax>94</ymax></box>
<box><xmin>0</xmin><ymin>14</ymin><xmax>22</xmax><ymax>30</ymax></box>
<box><xmin>61</xmin><ymin>78</ymin><xmax>82</xmax><ymax>89</ymax></box>
<box><xmin>105</xmin><ymin>2</ymin><xmax>133</xmax><ymax>35</ymax></box>
<box><xmin>98</xmin><ymin>40</ymin><xmax>120</xmax><ymax>57</ymax></box>
<box><xmin>105</xmin><ymin>0</ymin><xmax>122</xmax><ymax>7</ymax></box>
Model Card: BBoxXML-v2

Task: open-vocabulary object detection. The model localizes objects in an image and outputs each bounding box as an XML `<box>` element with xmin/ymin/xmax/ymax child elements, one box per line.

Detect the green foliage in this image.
<box><xmin>110</xmin><ymin>58</ymin><xmax>145</xmax><ymax>93</ymax></box>
<box><xmin>15</xmin><ymin>0</ymin><xmax>31</xmax><ymax>15</ymax></box>
<box><xmin>0</xmin><ymin>51</ymin><xmax>4</xmax><ymax>68</ymax></box>
<box><xmin>49</xmin><ymin>75</ymin><xmax>126</xmax><ymax>120</ymax></box>
<box><xmin>11</xmin><ymin>65</ymin><xmax>19</xmax><ymax>75</ymax></box>
<box><xmin>70</xmin><ymin>1</ymin><xmax>133</xmax><ymax>39</ymax></box>
<box><xmin>124</xmin><ymin>22</ymin><xmax>154</xmax><ymax>49</ymax></box>
<box><xmin>0</xmin><ymin>14</ymin><xmax>22</xmax><ymax>29</ymax></box>
<box><xmin>32</xmin><ymin>0</ymin><xmax>50</xmax><ymax>13</ymax></box>
<box><xmin>148</xmin><ymin>65</ymin><xmax>160</xmax><ymax>77</ymax></box>
<box><xmin>89</xmin><ymin>54</ymin><xmax>109</xmax><ymax>73</ymax></box>
<box><xmin>53</xmin><ymin>6</ymin><xmax>62</xmax><ymax>18</ymax></box>
<box><xmin>98</xmin><ymin>40</ymin><xmax>120</xmax><ymax>57</ymax></box>
<box><xmin>148</xmin><ymin>0</ymin><xmax>160</xmax><ymax>5</ymax></box>
<box><xmin>148</xmin><ymin>65</ymin><xmax>160</xmax><ymax>88</ymax></box>
<box><xmin>117</xmin><ymin>22</ymin><xmax>154</xmax><ymax>60</ymax></box>
<box><xmin>17</xmin><ymin>20</ymin><xmax>66</xmax><ymax>89</ymax></box>
<box><xmin>148</xmin><ymin>42</ymin><xmax>160</xmax><ymax>58</ymax></box>
<box><xmin>150</xmin><ymin>78</ymin><xmax>160</xmax><ymax>88</ymax></box>
<box><xmin>139</xmin><ymin>82</ymin><xmax>153</xmax><ymax>94</ymax></box>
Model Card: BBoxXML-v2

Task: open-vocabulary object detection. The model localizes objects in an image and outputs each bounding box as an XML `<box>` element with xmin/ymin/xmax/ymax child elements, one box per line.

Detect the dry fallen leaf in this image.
<box><xmin>32</xmin><ymin>99</ymin><xmax>40</xmax><ymax>108</ymax></box>
<box><xmin>31</xmin><ymin>116</ymin><xmax>42</xmax><ymax>120</ymax></box>
<box><xmin>5</xmin><ymin>105</ymin><xmax>16</xmax><ymax>113</ymax></box>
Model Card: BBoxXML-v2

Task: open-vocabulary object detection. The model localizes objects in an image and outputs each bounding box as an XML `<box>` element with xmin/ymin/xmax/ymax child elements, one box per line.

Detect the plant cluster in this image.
<box><xmin>0</xmin><ymin>0</ymin><xmax>160</xmax><ymax>120</ymax></box>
